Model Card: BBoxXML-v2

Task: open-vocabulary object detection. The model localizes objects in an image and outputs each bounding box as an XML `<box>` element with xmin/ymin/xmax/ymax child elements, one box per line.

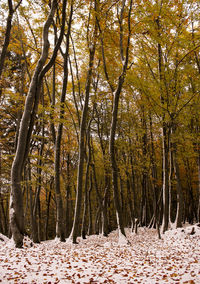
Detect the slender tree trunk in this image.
<box><xmin>70</xmin><ymin>13</ymin><xmax>97</xmax><ymax>243</ymax></box>
<box><xmin>81</xmin><ymin>125</ymin><xmax>91</xmax><ymax>239</ymax></box>
<box><xmin>171</xmin><ymin>124</ymin><xmax>183</xmax><ymax>228</ymax></box>
<box><xmin>94</xmin><ymin>104</ymin><xmax>110</xmax><ymax>236</ymax></box>
<box><xmin>32</xmin><ymin>125</ymin><xmax>45</xmax><ymax>243</ymax></box>
<box><xmin>149</xmin><ymin>113</ymin><xmax>161</xmax><ymax>238</ymax></box>
<box><xmin>161</xmin><ymin>124</ymin><xmax>169</xmax><ymax>233</ymax></box>
<box><xmin>109</xmin><ymin>74</ymin><xmax>127</xmax><ymax>237</ymax></box>
<box><xmin>54</xmin><ymin>3</ymin><xmax>73</xmax><ymax>242</ymax></box>
<box><xmin>184</xmin><ymin>158</ymin><xmax>197</xmax><ymax>223</ymax></box>
<box><xmin>156</xmin><ymin>16</ymin><xmax>170</xmax><ymax>233</ymax></box>
<box><xmin>81</xmin><ymin>162</ymin><xmax>90</xmax><ymax>239</ymax></box>
<box><xmin>197</xmin><ymin>151</ymin><xmax>200</xmax><ymax>223</ymax></box>
<box><xmin>95</xmin><ymin>205</ymin><xmax>101</xmax><ymax>235</ymax></box>
<box><xmin>0</xmin><ymin>148</ymin><xmax>8</xmax><ymax>235</ymax></box>
<box><xmin>102</xmin><ymin>183</ymin><xmax>109</xmax><ymax>236</ymax></box>
<box><xmin>65</xmin><ymin>153</ymin><xmax>72</xmax><ymax>238</ymax></box>
<box><xmin>119</xmin><ymin>175</ymin><xmax>125</xmax><ymax>223</ymax></box>
<box><xmin>140</xmin><ymin>110</ymin><xmax>148</xmax><ymax>226</ymax></box>
<box><xmin>0</xmin><ymin>193</ymin><xmax>8</xmax><ymax>235</ymax></box>
<box><xmin>174</xmin><ymin>150</ymin><xmax>183</xmax><ymax>228</ymax></box>
<box><xmin>168</xmin><ymin>134</ymin><xmax>173</xmax><ymax>226</ymax></box>
<box><xmin>28</xmin><ymin>160</ymin><xmax>36</xmax><ymax>242</ymax></box>
<box><xmin>45</xmin><ymin>181</ymin><xmax>52</xmax><ymax>240</ymax></box>
<box><xmin>111</xmin><ymin>0</ymin><xmax>132</xmax><ymax>239</ymax></box>
<box><xmin>97</xmin><ymin>0</ymin><xmax>133</xmax><ymax>239</ymax></box>
<box><xmin>130</xmin><ymin>151</ymin><xmax>137</xmax><ymax>219</ymax></box>
<box><xmin>126</xmin><ymin>173</ymin><xmax>135</xmax><ymax>229</ymax></box>
<box><xmin>0</xmin><ymin>0</ymin><xmax>22</xmax><ymax>99</ymax></box>
<box><xmin>88</xmin><ymin>172</ymin><xmax>93</xmax><ymax>235</ymax></box>
<box><xmin>10</xmin><ymin>0</ymin><xmax>63</xmax><ymax>248</ymax></box>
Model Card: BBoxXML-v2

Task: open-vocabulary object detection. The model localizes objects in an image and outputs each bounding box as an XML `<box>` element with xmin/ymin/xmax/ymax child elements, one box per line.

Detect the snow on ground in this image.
<box><xmin>0</xmin><ymin>225</ymin><xmax>200</xmax><ymax>283</ymax></box>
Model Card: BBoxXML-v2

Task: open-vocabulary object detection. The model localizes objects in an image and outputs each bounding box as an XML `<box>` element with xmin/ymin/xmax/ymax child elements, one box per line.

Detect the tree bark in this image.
<box><xmin>81</xmin><ymin>124</ymin><xmax>91</xmax><ymax>239</ymax></box>
<box><xmin>10</xmin><ymin>0</ymin><xmax>61</xmax><ymax>248</ymax></box>
<box><xmin>197</xmin><ymin>151</ymin><xmax>200</xmax><ymax>223</ymax></box>
<box><xmin>45</xmin><ymin>180</ymin><xmax>52</xmax><ymax>240</ymax></box>
<box><xmin>109</xmin><ymin>74</ymin><xmax>127</xmax><ymax>237</ymax></box>
<box><xmin>173</xmin><ymin>149</ymin><xmax>183</xmax><ymax>228</ymax></box>
<box><xmin>140</xmin><ymin>109</ymin><xmax>148</xmax><ymax>226</ymax></box>
<box><xmin>0</xmin><ymin>0</ymin><xmax>22</xmax><ymax>99</ymax></box>
<box><xmin>149</xmin><ymin>113</ymin><xmax>161</xmax><ymax>238</ymax></box>
<box><xmin>170</xmin><ymin>124</ymin><xmax>183</xmax><ymax>228</ymax></box>
<box><xmin>108</xmin><ymin>0</ymin><xmax>133</xmax><ymax>239</ymax></box>
<box><xmin>70</xmin><ymin>9</ymin><xmax>97</xmax><ymax>243</ymax></box>
<box><xmin>54</xmin><ymin>1</ymin><xmax>72</xmax><ymax>242</ymax></box>
<box><xmin>156</xmin><ymin>16</ymin><xmax>170</xmax><ymax>233</ymax></box>
<box><xmin>161</xmin><ymin>123</ymin><xmax>169</xmax><ymax>233</ymax></box>
<box><xmin>87</xmin><ymin>172</ymin><xmax>93</xmax><ymax>235</ymax></box>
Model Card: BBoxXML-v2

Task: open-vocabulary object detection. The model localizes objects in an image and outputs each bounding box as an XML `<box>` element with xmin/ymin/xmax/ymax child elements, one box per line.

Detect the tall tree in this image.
<box><xmin>54</xmin><ymin>0</ymin><xmax>73</xmax><ymax>242</ymax></box>
<box><xmin>69</xmin><ymin>0</ymin><xmax>98</xmax><ymax>244</ymax></box>
<box><xmin>0</xmin><ymin>0</ymin><xmax>22</xmax><ymax>99</ymax></box>
<box><xmin>10</xmin><ymin>0</ymin><xmax>65</xmax><ymax>248</ymax></box>
<box><xmin>109</xmin><ymin>0</ymin><xmax>133</xmax><ymax>239</ymax></box>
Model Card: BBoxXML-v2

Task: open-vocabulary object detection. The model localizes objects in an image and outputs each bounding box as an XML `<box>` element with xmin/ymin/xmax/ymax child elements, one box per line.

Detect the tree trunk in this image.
<box><xmin>168</xmin><ymin>133</ymin><xmax>173</xmax><ymax>226</ymax></box>
<box><xmin>87</xmin><ymin>171</ymin><xmax>93</xmax><ymax>235</ymax></box>
<box><xmin>45</xmin><ymin>181</ymin><xmax>52</xmax><ymax>240</ymax></box>
<box><xmin>126</xmin><ymin>173</ymin><xmax>135</xmax><ymax>229</ymax></box>
<box><xmin>149</xmin><ymin>113</ymin><xmax>161</xmax><ymax>238</ymax></box>
<box><xmin>140</xmin><ymin>110</ymin><xmax>148</xmax><ymax>226</ymax></box>
<box><xmin>70</xmin><ymin>15</ymin><xmax>97</xmax><ymax>243</ymax></box>
<box><xmin>54</xmin><ymin>3</ymin><xmax>73</xmax><ymax>242</ymax></box>
<box><xmin>161</xmin><ymin>123</ymin><xmax>169</xmax><ymax>233</ymax></box>
<box><xmin>65</xmin><ymin>153</ymin><xmax>72</xmax><ymax>238</ymax></box>
<box><xmin>198</xmin><ymin>151</ymin><xmax>200</xmax><ymax>223</ymax></box>
<box><xmin>156</xmin><ymin>16</ymin><xmax>170</xmax><ymax>234</ymax></box>
<box><xmin>174</xmin><ymin>150</ymin><xmax>183</xmax><ymax>228</ymax></box>
<box><xmin>95</xmin><ymin>205</ymin><xmax>101</xmax><ymax>235</ymax></box>
<box><xmin>94</xmin><ymin>104</ymin><xmax>110</xmax><ymax>236</ymax></box>
<box><xmin>130</xmin><ymin>151</ymin><xmax>137</xmax><ymax>219</ymax></box>
<box><xmin>81</xmin><ymin>125</ymin><xmax>91</xmax><ymax>239</ymax></box>
<box><xmin>184</xmin><ymin>158</ymin><xmax>197</xmax><ymax>223</ymax></box>
<box><xmin>0</xmin><ymin>0</ymin><xmax>22</xmax><ymax>99</ymax></box>
<box><xmin>171</xmin><ymin>125</ymin><xmax>183</xmax><ymax>228</ymax></box>
<box><xmin>81</xmin><ymin>161</ymin><xmax>90</xmax><ymax>239</ymax></box>
<box><xmin>10</xmin><ymin>0</ymin><xmax>62</xmax><ymax>248</ymax></box>
<box><xmin>27</xmin><ymin>159</ymin><xmax>37</xmax><ymax>242</ymax></box>
<box><xmin>109</xmin><ymin>75</ymin><xmax>127</xmax><ymax>237</ymax></box>
<box><xmin>32</xmin><ymin>127</ymin><xmax>45</xmax><ymax>243</ymax></box>
<box><xmin>110</xmin><ymin>0</ymin><xmax>132</xmax><ymax>239</ymax></box>
<box><xmin>102</xmin><ymin>183</ymin><xmax>109</xmax><ymax>236</ymax></box>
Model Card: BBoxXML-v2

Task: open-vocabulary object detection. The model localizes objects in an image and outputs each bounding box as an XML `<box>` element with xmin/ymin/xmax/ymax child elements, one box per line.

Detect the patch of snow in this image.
<box><xmin>0</xmin><ymin>233</ymin><xmax>9</xmax><ymax>242</ymax></box>
<box><xmin>23</xmin><ymin>236</ymin><xmax>33</xmax><ymax>248</ymax></box>
<box><xmin>10</xmin><ymin>207</ymin><xmax>14</xmax><ymax>217</ymax></box>
<box><xmin>104</xmin><ymin>241</ymin><xmax>112</xmax><ymax>248</ymax></box>
<box><xmin>118</xmin><ymin>230</ymin><xmax>129</xmax><ymax>246</ymax></box>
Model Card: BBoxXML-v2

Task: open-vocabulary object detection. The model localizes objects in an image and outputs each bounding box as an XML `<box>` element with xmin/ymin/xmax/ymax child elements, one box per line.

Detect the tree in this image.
<box><xmin>0</xmin><ymin>0</ymin><xmax>22</xmax><ymax>99</ymax></box>
<box><xmin>105</xmin><ymin>0</ymin><xmax>133</xmax><ymax>240</ymax></box>
<box><xmin>10</xmin><ymin>0</ymin><xmax>65</xmax><ymax>248</ymax></box>
<box><xmin>69</xmin><ymin>0</ymin><xmax>98</xmax><ymax>244</ymax></box>
<box><xmin>54</xmin><ymin>0</ymin><xmax>73</xmax><ymax>242</ymax></box>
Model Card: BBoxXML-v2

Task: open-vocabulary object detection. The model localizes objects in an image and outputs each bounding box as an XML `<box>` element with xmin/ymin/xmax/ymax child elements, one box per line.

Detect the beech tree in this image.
<box><xmin>10</xmin><ymin>0</ymin><xmax>66</xmax><ymax>248</ymax></box>
<box><xmin>0</xmin><ymin>0</ymin><xmax>22</xmax><ymax>99</ymax></box>
<box><xmin>108</xmin><ymin>0</ymin><xmax>133</xmax><ymax>240</ymax></box>
<box><xmin>69</xmin><ymin>0</ymin><xmax>98</xmax><ymax>244</ymax></box>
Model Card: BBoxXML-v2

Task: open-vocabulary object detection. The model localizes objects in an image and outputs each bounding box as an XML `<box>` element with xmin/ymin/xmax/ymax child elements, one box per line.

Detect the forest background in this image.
<box><xmin>0</xmin><ymin>0</ymin><xmax>199</xmax><ymax>248</ymax></box>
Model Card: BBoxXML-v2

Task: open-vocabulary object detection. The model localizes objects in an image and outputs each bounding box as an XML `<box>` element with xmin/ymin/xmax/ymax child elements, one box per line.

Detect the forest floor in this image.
<box><xmin>0</xmin><ymin>224</ymin><xmax>200</xmax><ymax>284</ymax></box>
